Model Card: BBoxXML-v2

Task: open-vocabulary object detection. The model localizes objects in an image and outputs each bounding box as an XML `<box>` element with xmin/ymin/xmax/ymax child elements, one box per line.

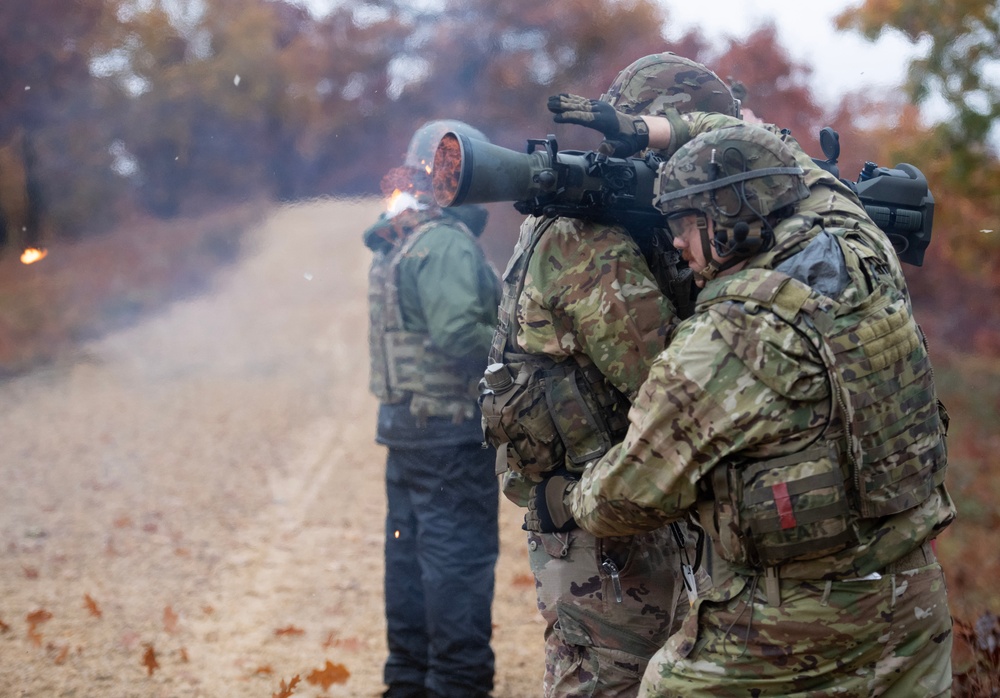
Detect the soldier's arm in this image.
<box><xmin>641</xmin><ymin>110</ymin><xmax>745</xmax><ymax>157</ymax></box>
<box><xmin>568</xmin><ymin>304</ymin><xmax>829</xmax><ymax>538</ymax></box>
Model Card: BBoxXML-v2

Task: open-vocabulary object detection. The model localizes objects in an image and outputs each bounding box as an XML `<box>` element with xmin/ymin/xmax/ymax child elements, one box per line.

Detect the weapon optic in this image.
<box><xmin>812</xmin><ymin>127</ymin><xmax>934</xmax><ymax>266</ymax></box>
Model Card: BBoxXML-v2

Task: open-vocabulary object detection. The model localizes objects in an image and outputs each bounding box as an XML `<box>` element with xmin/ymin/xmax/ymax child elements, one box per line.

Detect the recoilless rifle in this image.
<box><xmin>431</xmin><ymin>127</ymin><xmax>934</xmax><ymax>266</ymax></box>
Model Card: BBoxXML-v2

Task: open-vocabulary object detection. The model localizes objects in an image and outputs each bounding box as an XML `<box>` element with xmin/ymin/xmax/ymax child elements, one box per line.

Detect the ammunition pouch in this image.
<box><xmin>710</xmin><ymin>443</ymin><xmax>858</xmax><ymax>569</ymax></box>
<box><xmin>480</xmin><ymin>354</ymin><xmax>629</xmax><ymax>477</ymax></box>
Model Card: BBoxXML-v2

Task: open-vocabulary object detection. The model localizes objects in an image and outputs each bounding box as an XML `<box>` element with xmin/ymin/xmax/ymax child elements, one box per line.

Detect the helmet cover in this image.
<box><xmin>654</xmin><ymin>125</ymin><xmax>809</xmax><ymax>231</ymax></box>
<box><xmin>601</xmin><ymin>52</ymin><xmax>739</xmax><ymax>117</ymax></box>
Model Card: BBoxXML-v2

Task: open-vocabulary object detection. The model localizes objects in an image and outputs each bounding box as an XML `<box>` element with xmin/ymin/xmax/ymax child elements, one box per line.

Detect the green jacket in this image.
<box><xmin>365</xmin><ymin>205</ymin><xmax>499</xmax><ymax>447</ymax></box>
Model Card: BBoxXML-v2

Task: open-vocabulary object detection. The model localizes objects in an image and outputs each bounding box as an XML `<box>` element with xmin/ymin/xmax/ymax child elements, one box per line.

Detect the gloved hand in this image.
<box><xmin>547</xmin><ymin>93</ymin><xmax>650</xmax><ymax>157</ymax></box>
<box><xmin>524</xmin><ymin>471</ymin><xmax>579</xmax><ymax>533</ymax></box>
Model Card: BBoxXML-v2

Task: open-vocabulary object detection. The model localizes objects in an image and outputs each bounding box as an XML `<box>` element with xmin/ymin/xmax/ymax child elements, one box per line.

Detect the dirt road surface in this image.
<box><xmin>0</xmin><ymin>199</ymin><xmax>544</xmax><ymax>697</ymax></box>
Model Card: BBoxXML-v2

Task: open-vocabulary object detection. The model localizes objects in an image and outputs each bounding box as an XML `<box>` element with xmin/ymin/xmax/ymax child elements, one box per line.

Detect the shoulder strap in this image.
<box><xmin>491</xmin><ymin>216</ymin><xmax>560</xmax><ymax>361</ymax></box>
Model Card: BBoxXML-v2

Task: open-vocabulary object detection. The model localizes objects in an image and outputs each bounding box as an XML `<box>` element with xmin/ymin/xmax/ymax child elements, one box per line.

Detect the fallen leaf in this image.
<box><xmin>512</xmin><ymin>573</ymin><xmax>534</xmax><ymax>588</ymax></box>
<box><xmin>54</xmin><ymin>645</ymin><xmax>70</xmax><ymax>664</ymax></box>
<box><xmin>83</xmin><ymin>594</ymin><xmax>102</xmax><ymax>618</ymax></box>
<box><xmin>163</xmin><ymin>605</ymin><xmax>179</xmax><ymax>634</ymax></box>
<box><xmin>274</xmin><ymin>625</ymin><xmax>304</xmax><ymax>637</ymax></box>
<box><xmin>113</xmin><ymin>516</ymin><xmax>133</xmax><ymax>529</ymax></box>
<box><xmin>272</xmin><ymin>675</ymin><xmax>300</xmax><ymax>698</ymax></box>
<box><xmin>142</xmin><ymin>644</ymin><xmax>159</xmax><ymax>676</ymax></box>
<box><xmin>22</xmin><ymin>565</ymin><xmax>39</xmax><ymax>579</ymax></box>
<box><xmin>254</xmin><ymin>665</ymin><xmax>274</xmax><ymax>675</ymax></box>
<box><xmin>26</xmin><ymin>609</ymin><xmax>52</xmax><ymax>627</ymax></box>
<box><xmin>306</xmin><ymin>660</ymin><xmax>350</xmax><ymax>690</ymax></box>
<box><xmin>178</xmin><ymin>647</ymin><xmax>189</xmax><ymax>663</ymax></box>
<box><xmin>321</xmin><ymin>631</ymin><xmax>362</xmax><ymax>651</ymax></box>
<box><xmin>0</xmin><ymin>618</ymin><xmax>10</xmax><ymax>633</ymax></box>
<box><xmin>27</xmin><ymin>608</ymin><xmax>52</xmax><ymax>644</ymax></box>
<box><xmin>202</xmin><ymin>605</ymin><xmax>215</xmax><ymax>615</ymax></box>
<box><xmin>27</xmin><ymin>626</ymin><xmax>43</xmax><ymax>647</ymax></box>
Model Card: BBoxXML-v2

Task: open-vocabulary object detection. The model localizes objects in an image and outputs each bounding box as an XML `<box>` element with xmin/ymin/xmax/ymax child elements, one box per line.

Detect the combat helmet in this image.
<box><xmin>405</xmin><ymin>119</ymin><xmax>489</xmax><ymax>173</ymax></box>
<box><xmin>654</xmin><ymin>125</ymin><xmax>810</xmax><ymax>277</ymax></box>
<box><xmin>601</xmin><ymin>52</ymin><xmax>740</xmax><ymax>118</ymax></box>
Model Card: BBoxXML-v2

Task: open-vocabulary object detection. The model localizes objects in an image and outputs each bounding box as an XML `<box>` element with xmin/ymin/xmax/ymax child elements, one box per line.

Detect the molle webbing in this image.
<box><xmin>699</xmin><ymin>263</ymin><xmax>946</xmax><ymax>526</ymax></box>
<box><xmin>482</xmin><ymin>216</ymin><xmax>630</xmax><ymax>475</ymax></box>
<box><xmin>822</xmin><ymin>293</ymin><xmax>946</xmax><ymax>517</ymax></box>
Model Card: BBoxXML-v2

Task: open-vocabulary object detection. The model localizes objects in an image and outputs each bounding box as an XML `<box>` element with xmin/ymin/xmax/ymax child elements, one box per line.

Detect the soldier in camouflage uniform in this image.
<box><xmin>480</xmin><ymin>54</ymin><xmax>739</xmax><ymax>698</ymax></box>
<box><xmin>365</xmin><ymin>120</ymin><xmax>501</xmax><ymax>698</ymax></box>
<box><xmin>533</xmin><ymin>107</ymin><xmax>955</xmax><ymax>695</ymax></box>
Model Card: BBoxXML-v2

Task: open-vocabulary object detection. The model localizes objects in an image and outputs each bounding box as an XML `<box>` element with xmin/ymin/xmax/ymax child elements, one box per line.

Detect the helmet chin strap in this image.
<box><xmin>694</xmin><ymin>215</ymin><xmax>755</xmax><ymax>282</ymax></box>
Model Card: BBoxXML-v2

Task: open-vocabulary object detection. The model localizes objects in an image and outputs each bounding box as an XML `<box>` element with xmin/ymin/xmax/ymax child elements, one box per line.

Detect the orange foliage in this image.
<box><xmin>711</xmin><ymin>24</ymin><xmax>822</xmax><ymax>140</ymax></box>
<box><xmin>306</xmin><ymin>660</ymin><xmax>350</xmax><ymax>691</ymax></box>
<box><xmin>953</xmin><ymin>613</ymin><xmax>1000</xmax><ymax>697</ymax></box>
<box><xmin>54</xmin><ymin>645</ymin><xmax>70</xmax><ymax>665</ymax></box>
<box><xmin>321</xmin><ymin>630</ymin><xmax>363</xmax><ymax>651</ymax></box>
<box><xmin>511</xmin><ymin>573</ymin><xmax>535</xmax><ymax>588</ymax></box>
<box><xmin>275</xmin><ymin>625</ymin><xmax>305</xmax><ymax>637</ymax></box>
<box><xmin>272</xmin><ymin>675</ymin><xmax>301</xmax><ymax>698</ymax></box>
<box><xmin>26</xmin><ymin>608</ymin><xmax>52</xmax><ymax>646</ymax></box>
<box><xmin>142</xmin><ymin>644</ymin><xmax>159</xmax><ymax>676</ymax></box>
<box><xmin>83</xmin><ymin>594</ymin><xmax>102</xmax><ymax>618</ymax></box>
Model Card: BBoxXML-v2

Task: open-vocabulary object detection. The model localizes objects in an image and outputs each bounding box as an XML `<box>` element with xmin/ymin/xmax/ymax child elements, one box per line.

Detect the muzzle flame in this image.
<box><xmin>20</xmin><ymin>248</ymin><xmax>48</xmax><ymax>265</ymax></box>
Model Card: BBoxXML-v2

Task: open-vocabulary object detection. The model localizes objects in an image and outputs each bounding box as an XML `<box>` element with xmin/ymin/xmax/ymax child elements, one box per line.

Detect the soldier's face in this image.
<box><xmin>669</xmin><ymin>213</ymin><xmax>711</xmax><ymax>286</ymax></box>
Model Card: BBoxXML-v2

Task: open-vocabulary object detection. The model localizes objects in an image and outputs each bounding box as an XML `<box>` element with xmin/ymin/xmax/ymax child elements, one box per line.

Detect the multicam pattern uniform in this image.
<box><xmin>493</xmin><ymin>214</ymin><xmax>696</xmax><ymax>697</ymax></box>
<box><xmin>568</xmin><ymin>116</ymin><xmax>956</xmax><ymax>697</ymax></box>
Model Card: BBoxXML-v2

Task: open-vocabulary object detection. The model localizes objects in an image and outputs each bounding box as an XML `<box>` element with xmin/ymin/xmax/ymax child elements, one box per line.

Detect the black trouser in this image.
<box><xmin>383</xmin><ymin>443</ymin><xmax>498</xmax><ymax>697</ymax></box>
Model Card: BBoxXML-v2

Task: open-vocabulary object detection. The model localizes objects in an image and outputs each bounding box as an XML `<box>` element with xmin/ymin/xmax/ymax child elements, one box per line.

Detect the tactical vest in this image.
<box><xmin>480</xmin><ymin>216</ymin><xmax>634</xmax><ymax>477</ymax></box>
<box><xmin>368</xmin><ymin>217</ymin><xmax>481</xmax><ymax>417</ymax></box>
<box><xmin>697</xmin><ymin>233</ymin><xmax>948</xmax><ymax>570</ymax></box>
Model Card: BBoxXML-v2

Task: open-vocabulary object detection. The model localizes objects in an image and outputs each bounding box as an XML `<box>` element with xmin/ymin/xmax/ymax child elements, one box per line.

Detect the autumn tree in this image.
<box><xmin>837</xmin><ymin>0</ymin><xmax>1000</xmax><ymax>354</ymax></box>
<box><xmin>709</xmin><ymin>24</ymin><xmax>823</xmax><ymax>144</ymax></box>
<box><xmin>0</xmin><ymin>0</ymin><xmax>126</xmax><ymax>245</ymax></box>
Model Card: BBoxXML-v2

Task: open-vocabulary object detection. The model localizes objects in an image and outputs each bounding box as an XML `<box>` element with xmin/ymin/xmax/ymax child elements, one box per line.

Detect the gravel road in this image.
<box><xmin>0</xmin><ymin>198</ymin><xmax>543</xmax><ymax>697</ymax></box>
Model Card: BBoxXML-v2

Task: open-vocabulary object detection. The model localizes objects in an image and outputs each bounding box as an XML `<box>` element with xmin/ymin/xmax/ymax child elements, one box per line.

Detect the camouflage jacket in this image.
<box><xmin>498</xmin><ymin>215</ymin><xmax>677</xmax><ymax>505</ymax></box>
<box><xmin>569</xmin><ymin>124</ymin><xmax>956</xmax><ymax>580</ymax></box>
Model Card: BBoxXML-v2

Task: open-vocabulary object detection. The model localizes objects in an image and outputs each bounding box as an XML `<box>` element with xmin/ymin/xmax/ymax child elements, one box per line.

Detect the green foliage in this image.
<box><xmin>836</xmin><ymin>1</ymin><xmax>1000</xmax><ymax>151</ymax></box>
<box><xmin>834</xmin><ymin>1</ymin><xmax>1000</xmax><ymax>356</ymax></box>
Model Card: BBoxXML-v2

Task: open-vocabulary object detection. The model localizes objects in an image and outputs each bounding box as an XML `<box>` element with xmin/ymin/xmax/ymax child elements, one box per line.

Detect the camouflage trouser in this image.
<box><xmin>639</xmin><ymin>552</ymin><xmax>953</xmax><ymax>697</ymax></box>
<box><xmin>527</xmin><ymin>525</ymin><xmax>696</xmax><ymax>698</ymax></box>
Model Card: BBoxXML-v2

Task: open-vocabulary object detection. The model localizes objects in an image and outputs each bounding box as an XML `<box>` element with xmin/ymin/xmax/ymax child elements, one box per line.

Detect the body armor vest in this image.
<box><xmin>696</xmin><ymin>232</ymin><xmax>948</xmax><ymax>570</ymax></box>
<box><xmin>480</xmin><ymin>217</ymin><xmax>633</xmax><ymax>477</ymax></box>
<box><xmin>368</xmin><ymin>217</ymin><xmax>480</xmax><ymax>415</ymax></box>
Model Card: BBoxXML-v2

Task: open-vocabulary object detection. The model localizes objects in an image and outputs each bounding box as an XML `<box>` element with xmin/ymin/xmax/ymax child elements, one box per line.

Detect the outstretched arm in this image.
<box><xmin>547</xmin><ymin>93</ymin><xmax>674</xmax><ymax>154</ymax></box>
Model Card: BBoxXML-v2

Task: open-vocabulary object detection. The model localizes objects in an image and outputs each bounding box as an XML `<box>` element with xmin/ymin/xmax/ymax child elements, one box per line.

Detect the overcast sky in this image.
<box><xmin>661</xmin><ymin>0</ymin><xmax>929</xmax><ymax>108</ymax></box>
<box><xmin>299</xmin><ymin>0</ymin><xmax>931</xmax><ymax>111</ymax></box>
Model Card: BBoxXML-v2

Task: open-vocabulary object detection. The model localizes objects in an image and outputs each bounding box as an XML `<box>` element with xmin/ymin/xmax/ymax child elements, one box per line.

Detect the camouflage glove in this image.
<box><xmin>547</xmin><ymin>93</ymin><xmax>650</xmax><ymax>157</ymax></box>
<box><xmin>523</xmin><ymin>471</ymin><xmax>578</xmax><ymax>533</ymax></box>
